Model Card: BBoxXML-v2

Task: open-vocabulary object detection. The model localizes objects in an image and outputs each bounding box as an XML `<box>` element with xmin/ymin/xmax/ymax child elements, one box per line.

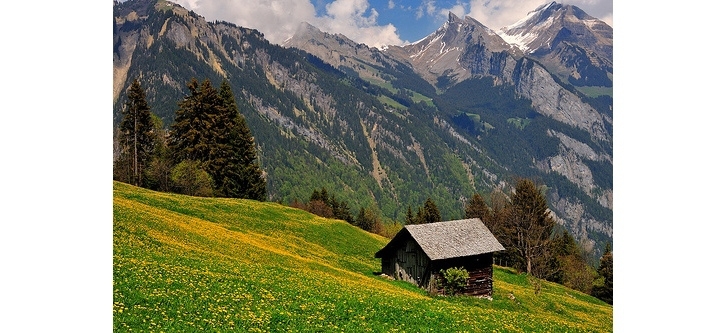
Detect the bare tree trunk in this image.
<box><xmin>133</xmin><ymin>112</ymin><xmax>138</xmax><ymax>186</ymax></box>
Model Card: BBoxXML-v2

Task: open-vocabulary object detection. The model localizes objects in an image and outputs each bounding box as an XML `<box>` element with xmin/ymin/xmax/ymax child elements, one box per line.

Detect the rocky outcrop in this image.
<box><xmin>114</xmin><ymin>0</ymin><xmax>613</xmax><ymax>258</ymax></box>
<box><xmin>385</xmin><ymin>12</ymin><xmax>519</xmax><ymax>88</ymax></box>
<box><xmin>513</xmin><ymin>61</ymin><xmax>610</xmax><ymax>142</ymax></box>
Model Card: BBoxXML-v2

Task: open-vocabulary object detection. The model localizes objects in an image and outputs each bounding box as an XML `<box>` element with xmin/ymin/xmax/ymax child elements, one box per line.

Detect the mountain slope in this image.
<box><xmin>385</xmin><ymin>12</ymin><xmax>520</xmax><ymax>89</ymax></box>
<box><xmin>113</xmin><ymin>0</ymin><xmax>612</xmax><ymax>259</ymax></box>
<box><xmin>284</xmin><ymin>10</ymin><xmax>613</xmax><ymax>257</ymax></box>
<box><xmin>384</xmin><ymin>11</ymin><xmax>611</xmax><ymax>142</ymax></box>
<box><xmin>113</xmin><ymin>181</ymin><xmax>613</xmax><ymax>331</ymax></box>
<box><xmin>499</xmin><ymin>1</ymin><xmax>613</xmax><ymax>91</ymax></box>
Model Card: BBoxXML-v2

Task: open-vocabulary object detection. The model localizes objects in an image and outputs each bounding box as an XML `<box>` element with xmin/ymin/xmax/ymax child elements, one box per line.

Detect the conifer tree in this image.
<box><xmin>169</xmin><ymin>78</ymin><xmax>222</xmax><ymax>164</ymax></box>
<box><xmin>355</xmin><ymin>207</ymin><xmax>378</xmax><ymax>232</ymax></box>
<box><xmin>319</xmin><ymin>187</ymin><xmax>329</xmax><ymax>207</ymax></box>
<box><xmin>169</xmin><ymin>78</ymin><xmax>266</xmax><ymax>200</ymax></box>
<box><xmin>217</xmin><ymin>80</ymin><xmax>266</xmax><ymax>200</ymax></box>
<box><xmin>333</xmin><ymin>199</ymin><xmax>354</xmax><ymax>224</ymax></box>
<box><xmin>116</xmin><ymin>79</ymin><xmax>156</xmax><ymax>187</ymax></box>
<box><xmin>503</xmin><ymin>178</ymin><xmax>556</xmax><ymax>277</ymax></box>
<box><xmin>422</xmin><ymin>197</ymin><xmax>441</xmax><ymax>224</ymax></box>
<box><xmin>465</xmin><ymin>193</ymin><xmax>490</xmax><ymax>223</ymax></box>
<box><xmin>414</xmin><ymin>206</ymin><xmax>425</xmax><ymax>225</ymax></box>
<box><xmin>310</xmin><ymin>189</ymin><xmax>322</xmax><ymax>202</ymax></box>
<box><xmin>592</xmin><ymin>244</ymin><xmax>613</xmax><ymax>304</ymax></box>
<box><xmin>405</xmin><ymin>206</ymin><xmax>415</xmax><ymax>225</ymax></box>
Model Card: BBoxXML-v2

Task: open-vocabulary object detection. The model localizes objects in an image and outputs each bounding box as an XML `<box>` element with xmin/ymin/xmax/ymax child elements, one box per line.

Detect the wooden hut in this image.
<box><xmin>375</xmin><ymin>218</ymin><xmax>505</xmax><ymax>296</ymax></box>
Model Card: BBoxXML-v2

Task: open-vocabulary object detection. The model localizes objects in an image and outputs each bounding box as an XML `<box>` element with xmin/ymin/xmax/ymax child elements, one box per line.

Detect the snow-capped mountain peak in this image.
<box><xmin>497</xmin><ymin>1</ymin><xmax>562</xmax><ymax>53</ymax></box>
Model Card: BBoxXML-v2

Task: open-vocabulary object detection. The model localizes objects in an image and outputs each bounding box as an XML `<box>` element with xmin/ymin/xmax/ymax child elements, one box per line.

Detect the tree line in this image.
<box><xmin>114</xmin><ymin>78</ymin><xmax>266</xmax><ymax>200</ymax></box>
<box><xmin>296</xmin><ymin>178</ymin><xmax>611</xmax><ymax>304</ymax></box>
<box><xmin>292</xmin><ymin>187</ymin><xmax>446</xmax><ymax>238</ymax></box>
<box><xmin>114</xmin><ymin>78</ymin><xmax>611</xmax><ymax>304</ymax></box>
<box><xmin>463</xmin><ymin>178</ymin><xmax>612</xmax><ymax>304</ymax></box>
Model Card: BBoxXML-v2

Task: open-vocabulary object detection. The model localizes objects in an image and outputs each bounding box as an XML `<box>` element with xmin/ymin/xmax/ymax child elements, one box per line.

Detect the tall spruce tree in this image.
<box><xmin>592</xmin><ymin>244</ymin><xmax>613</xmax><ymax>304</ymax></box>
<box><xmin>465</xmin><ymin>193</ymin><xmax>490</xmax><ymax>223</ymax></box>
<box><xmin>405</xmin><ymin>206</ymin><xmax>415</xmax><ymax>225</ymax></box>
<box><xmin>217</xmin><ymin>80</ymin><xmax>266</xmax><ymax>200</ymax></box>
<box><xmin>422</xmin><ymin>197</ymin><xmax>441</xmax><ymax>224</ymax></box>
<box><xmin>116</xmin><ymin>79</ymin><xmax>155</xmax><ymax>187</ymax></box>
<box><xmin>169</xmin><ymin>78</ymin><xmax>266</xmax><ymax>200</ymax></box>
<box><xmin>333</xmin><ymin>199</ymin><xmax>354</xmax><ymax>224</ymax></box>
<box><xmin>355</xmin><ymin>207</ymin><xmax>378</xmax><ymax>232</ymax></box>
<box><xmin>169</xmin><ymin>78</ymin><xmax>222</xmax><ymax>165</ymax></box>
<box><xmin>504</xmin><ymin>178</ymin><xmax>556</xmax><ymax>277</ymax></box>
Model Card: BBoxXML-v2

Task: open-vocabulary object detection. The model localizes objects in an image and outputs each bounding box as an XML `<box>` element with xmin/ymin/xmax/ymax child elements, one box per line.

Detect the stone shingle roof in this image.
<box><xmin>375</xmin><ymin>218</ymin><xmax>505</xmax><ymax>260</ymax></box>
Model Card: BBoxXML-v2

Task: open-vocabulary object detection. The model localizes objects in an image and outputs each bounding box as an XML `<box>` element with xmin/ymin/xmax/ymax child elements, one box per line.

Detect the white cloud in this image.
<box><xmin>465</xmin><ymin>0</ymin><xmax>547</xmax><ymax>30</ymax></box>
<box><xmin>169</xmin><ymin>0</ymin><xmax>402</xmax><ymax>48</ymax></box>
<box><xmin>465</xmin><ymin>0</ymin><xmax>612</xmax><ymax>30</ymax></box>
<box><xmin>165</xmin><ymin>0</ymin><xmax>611</xmax><ymax>48</ymax></box>
<box><xmin>439</xmin><ymin>3</ymin><xmax>467</xmax><ymax>20</ymax></box>
<box><xmin>317</xmin><ymin>0</ymin><xmax>403</xmax><ymax>47</ymax></box>
<box><xmin>599</xmin><ymin>12</ymin><xmax>612</xmax><ymax>27</ymax></box>
<box><xmin>169</xmin><ymin>0</ymin><xmax>317</xmax><ymax>45</ymax></box>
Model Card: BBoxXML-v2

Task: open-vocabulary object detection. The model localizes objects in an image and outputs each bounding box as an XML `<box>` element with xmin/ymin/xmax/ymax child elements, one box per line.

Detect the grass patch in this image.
<box><xmin>114</xmin><ymin>181</ymin><xmax>612</xmax><ymax>332</ymax></box>
<box><xmin>377</xmin><ymin>95</ymin><xmax>407</xmax><ymax>110</ymax></box>
<box><xmin>507</xmin><ymin>117</ymin><xmax>531</xmax><ymax>130</ymax></box>
<box><xmin>575</xmin><ymin>86</ymin><xmax>613</xmax><ymax>98</ymax></box>
<box><xmin>409</xmin><ymin>90</ymin><xmax>435</xmax><ymax>107</ymax></box>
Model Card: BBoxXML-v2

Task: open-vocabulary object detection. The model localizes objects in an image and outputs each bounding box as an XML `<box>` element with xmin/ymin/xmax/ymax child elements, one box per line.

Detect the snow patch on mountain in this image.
<box><xmin>497</xmin><ymin>4</ymin><xmax>556</xmax><ymax>54</ymax></box>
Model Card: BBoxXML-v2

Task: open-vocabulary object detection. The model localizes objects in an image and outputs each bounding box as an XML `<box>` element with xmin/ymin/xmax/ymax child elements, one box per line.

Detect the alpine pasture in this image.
<box><xmin>113</xmin><ymin>181</ymin><xmax>612</xmax><ymax>332</ymax></box>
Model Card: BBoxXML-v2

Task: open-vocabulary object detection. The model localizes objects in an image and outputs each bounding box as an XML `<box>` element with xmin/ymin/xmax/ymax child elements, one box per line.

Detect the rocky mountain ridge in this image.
<box><xmin>498</xmin><ymin>1</ymin><xmax>613</xmax><ymax>89</ymax></box>
<box><xmin>113</xmin><ymin>0</ymin><xmax>613</xmax><ymax>259</ymax></box>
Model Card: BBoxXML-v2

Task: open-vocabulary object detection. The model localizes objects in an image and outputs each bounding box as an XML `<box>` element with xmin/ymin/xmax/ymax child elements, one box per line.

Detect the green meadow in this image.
<box><xmin>113</xmin><ymin>181</ymin><xmax>612</xmax><ymax>332</ymax></box>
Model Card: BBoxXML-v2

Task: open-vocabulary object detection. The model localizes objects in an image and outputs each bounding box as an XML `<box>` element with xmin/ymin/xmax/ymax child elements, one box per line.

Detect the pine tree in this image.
<box><xmin>414</xmin><ymin>206</ymin><xmax>425</xmax><ymax>225</ymax></box>
<box><xmin>504</xmin><ymin>178</ymin><xmax>556</xmax><ymax>277</ymax></box>
<box><xmin>334</xmin><ymin>200</ymin><xmax>354</xmax><ymax>224</ymax></box>
<box><xmin>169</xmin><ymin>78</ymin><xmax>266</xmax><ymax>200</ymax></box>
<box><xmin>319</xmin><ymin>187</ymin><xmax>329</xmax><ymax>207</ymax></box>
<box><xmin>405</xmin><ymin>205</ymin><xmax>415</xmax><ymax>225</ymax></box>
<box><xmin>592</xmin><ymin>244</ymin><xmax>613</xmax><ymax>304</ymax></box>
<box><xmin>217</xmin><ymin>80</ymin><xmax>266</xmax><ymax>200</ymax></box>
<box><xmin>169</xmin><ymin>78</ymin><xmax>221</xmax><ymax>164</ymax></box>
<box><xmin>355</xmin><ymin>207</ymin><xmax>378</xmax><ymax>232</ymax></box>
<box><xmin>116</xmin><ymin>79</ymin><xmax>156</xmax><ymax>187</ymax></box>
<box><xmin>422</xmin><ymin>197</ymin><xmax>441</xmax><ymax>224</ymax></box>
<box><xmin>465</xmin><ymin>193</ymin><xmax>490</xmax><ymax>223</ymax></box>
<box><xmin>310</xmin><ymin>189</ymin><xmax>322</xmax><ymax>202</ymax></box>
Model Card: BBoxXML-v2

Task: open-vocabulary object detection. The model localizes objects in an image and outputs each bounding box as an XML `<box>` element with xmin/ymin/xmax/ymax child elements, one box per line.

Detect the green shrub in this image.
<box><xmin>439</xmin><ymin>267</ymin><xmax>469</xmax><ymax>295</ymax></box>
<box><xmin>171</xmin><ymin>160</ymin><xmax>214</xmax><ymax>197</ymax></box>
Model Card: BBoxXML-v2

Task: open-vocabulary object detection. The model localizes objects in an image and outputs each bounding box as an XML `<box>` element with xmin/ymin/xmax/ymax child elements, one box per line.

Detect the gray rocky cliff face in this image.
<box><xmin>385</xmin><ymin>12</ymin><xmax>518</xmax><ymax>88</ymax></box>
<box><xmin>283</xmin><ymin>22</ymin><xmax>406</xmax><ymax>84</ymax></box>
<box><xmin>512</xmin><ymin>60</ymin><xmax>611</xmax><ymax>142</ymax></box>
<box><xmin>282</xmin><ymin>12</ymin><xmax>613</xmax><ymax>257</ymax></box>
<box><xmin>115</xmin><ymin>0</ymin><xmax>613</xmax><ymax>258</ymax></box>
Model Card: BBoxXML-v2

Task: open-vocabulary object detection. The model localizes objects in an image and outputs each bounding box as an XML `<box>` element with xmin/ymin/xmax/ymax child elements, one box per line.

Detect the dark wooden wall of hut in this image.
<box><xmin>380</xmin><ymin>240</ymin><xmax>431</xmax><ymax>287</ymax></box>
<box><xmin>429</xmin><ymin>253</ymin><xmax>495</xmax><ymax>297</ymax></box>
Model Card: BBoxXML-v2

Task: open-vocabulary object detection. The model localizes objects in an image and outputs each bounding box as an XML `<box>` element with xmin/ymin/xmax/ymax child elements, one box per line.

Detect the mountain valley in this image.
<box><xmin>113</xmin><ymin>0</ymin><xmax>613</xmax><ymax>259</ymax></box>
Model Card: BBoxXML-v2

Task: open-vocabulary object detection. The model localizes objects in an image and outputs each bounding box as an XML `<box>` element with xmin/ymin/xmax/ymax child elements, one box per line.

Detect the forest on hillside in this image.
<box><xmin>113</xmin><ymin>77</ymin><xmax>611</xmax><ymax>303</ymax></box>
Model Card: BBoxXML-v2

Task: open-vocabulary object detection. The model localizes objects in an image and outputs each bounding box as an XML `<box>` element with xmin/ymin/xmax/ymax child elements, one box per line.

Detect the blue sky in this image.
<box><xmin>170</xmin><ymin>0</ymin><xmax>613</xmax><ymax>47</ymax></box>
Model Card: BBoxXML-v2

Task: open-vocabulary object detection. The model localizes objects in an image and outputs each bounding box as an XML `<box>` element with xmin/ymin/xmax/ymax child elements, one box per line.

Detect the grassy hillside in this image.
<box><xmin>113</xmin><ymin>181</ymin><xmax>612</xmax><ymax>332</ymax></box>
